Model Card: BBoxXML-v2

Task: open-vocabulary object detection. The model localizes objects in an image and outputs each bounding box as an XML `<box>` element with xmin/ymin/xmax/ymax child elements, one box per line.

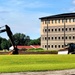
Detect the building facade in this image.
<box><xmin>40</xmin><ymin>13</ymin><xmax>75</xmax><ymax>50</ymax></box>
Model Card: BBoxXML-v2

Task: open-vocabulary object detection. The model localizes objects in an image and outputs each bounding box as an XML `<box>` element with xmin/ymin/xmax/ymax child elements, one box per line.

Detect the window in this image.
<box><xmin>62</xmin><ymin>45</ymin><xmax>64</xmax><ymax>48</ymax></box>
<box><xmin>45</xmin><ymin>45</ymin><xmax>47</xmax><ymax>48</ymax></box>
<box><xmin>52</xmin><ymin>29</ymin><xmax>53</xmax><ymax>32</ymax></box>
<box><xmin>69</xmin><ymin>36</ymin><xmax>71</xmax><ymax>39</ymax></box>
<box><xmin>48</xmin><ymin>29</ymin><xmax>50</xmax><ymax>32</ymax></box>
<box><xmin>58</xmin><ymin>28</ymin><xmax>60</xmax><ymax>31</ymax></box>
<box><xmin>58</xmin><ymin>37</ymin><xmax>60</xmax><ymax>40</ymax></box>
<box><xmin>51</xmin><ymin>45</ymin><xmax>53</xmax><ymax>48</ymax></box>
<box><xmin>73</xmin><ymin>18</ymin><xmax>75</xmax><ymax>22</ymax></box>
<box><xmin>62</xmin><ymin>28</ymin><xmax>64</xmax><ymax>31</ymax></box>
<box><xmin>45</xmin><ymin>29</ymin><xmax>47</xmax><ymax>32</ymax></box>
<box><xmin>41</xmin><ymin>20</ymin><xmax>44</xmax><ymax>24</ymax></box>
<box><xmin>58</xmin><ymin>19</ymin><xmax>60</xmax><ymax>23</ymax></box>
<box><xmin>62</xmin><ymin>37</ymin><xmax>64</xmax><ymax>39</ymax></box>
<box><xmin>66</xmin><ymin>37</ymin><xmax>67</xmax><ymax>39</ymax></box>
<box><xmin>55</xmin><ymin>29</ymin><xmax>57</xmax><ymax>32</ymax></box>
<box><xmin>48</xmin><ymin>37</ymin><xmax>50</xmax><ymax>40</ymax></box>
<box><xmin>52</xmin><ymin>20</ymin><xmax>53</xmax><ymax>24</ymax></box>
<box><xmin>52</xmin><ymin>37</ymin><xmax>53</xmax><ymax>40</ymax></box>
<box><xmin>73</xmin><ymin>36</ymin><xmax>75</xmax><ymax>39</ymax></box>
<box><xmin>69</xmin><ymin>19</ymin><xmax>71</xmax><ymax>22</ymax></box>
<box><xmin>65</xmin><ymin>28</ymin><xmax>67</xmax><ymax>31</ymax></box>
<box><xmin>45</xmin><ymin>20</ymin><xmax>50</xmax><ymax>24</ymax></box>
<box><xmin>55</xmin><ymin>37</ymin><xmax>57</xmax><ymax>40</ymax></box>
<box><xmin>55</xmin><ymin>45</ymin><xmax>57</xmax><ymax>48</ymax></box>
<box><xmin>45</xmin><ymin>37</ymin><xmax>47</xmax><ymax>40</ymax></box>
<box><xmin>73</xmin><ymin>28</ymin><xmax>75</xmax><ymax>31</ymax></box>
<box><xmin>69</xmin><ymin>28</ymin><xmax>71</xmax><ymax>31</ymax></box>
<box><xmin>55</xmin><ymin>20</ymin><xmax>57</xmax><ymax>23</ymax></box>
<box><xmin>62</xmin><ymin>19</ymin><xmax>64</xmax><ymax>23</ymax></box>
<box><xmin>58</xmin><ymin>45</ymin><xmax>60</xmax><ymax>48</ymax></box>
<box><xmin>65</xmin><ymin>19</ymin><xmax>67</xmax><ymax>22</ymax></box>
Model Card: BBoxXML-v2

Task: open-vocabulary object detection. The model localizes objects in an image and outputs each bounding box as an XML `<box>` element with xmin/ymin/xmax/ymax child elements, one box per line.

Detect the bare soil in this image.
<box><xmin>0</xmin><ymin>69</ymin><xmax>75</xmax><ymax>75</ymax></box>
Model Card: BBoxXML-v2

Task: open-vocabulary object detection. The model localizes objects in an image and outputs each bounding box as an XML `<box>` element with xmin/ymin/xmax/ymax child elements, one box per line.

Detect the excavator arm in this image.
<box><xmin>0</xmin><ymin>25</ymin><xmax>18</xmax><ymax>54</ymax></box>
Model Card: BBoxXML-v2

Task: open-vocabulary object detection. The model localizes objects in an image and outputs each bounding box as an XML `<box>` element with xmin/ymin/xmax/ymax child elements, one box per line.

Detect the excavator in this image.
<box><xmin>59</xmin><ymin>43</ymin><xmax>75</xmax><ymax>54</ymax></box>
<box><xmin>0</xmin><ymin>25</ymin><xmax>18</xmax><ymax>54</ymax></box>
<box><xmin>66</xmin><ymin>43</ymin><xmax>75</xmax><ymax>54</ymax></box>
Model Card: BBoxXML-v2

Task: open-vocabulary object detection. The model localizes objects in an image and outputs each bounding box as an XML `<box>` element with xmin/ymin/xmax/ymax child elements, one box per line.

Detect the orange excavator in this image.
<box><xmin>0</xmin><ymin>25</ymin><xmax>18</xmax><ymax>54</ymax></box>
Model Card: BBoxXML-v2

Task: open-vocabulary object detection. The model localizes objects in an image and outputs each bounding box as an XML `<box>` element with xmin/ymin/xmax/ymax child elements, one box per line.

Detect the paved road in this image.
<box><xmin>0</xmin><ymin>69</ymin><xmax>75</xmax><ymax>75</ymax></box>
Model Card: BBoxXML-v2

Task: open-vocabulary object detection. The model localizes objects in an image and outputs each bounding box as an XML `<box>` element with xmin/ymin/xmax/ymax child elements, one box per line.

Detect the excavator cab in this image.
<box><xmin>67</xmin><ymin>43</ymin><xmax>75</xmax><ymax>54</ymax></box>
<box><xmin>59</xmin><ymin>43</ymin><xmax>75</xmax><ymax>54</ymax></box>
<box><xmin>0</xmin><ymin>25</ymin><xmax>18</xmax><ymax>54</ymax></box>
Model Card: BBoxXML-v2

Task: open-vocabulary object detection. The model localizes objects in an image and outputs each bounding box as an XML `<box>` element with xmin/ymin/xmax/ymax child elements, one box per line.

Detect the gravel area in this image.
<box><xmin>0</xmin><ymin>69</ymin><xmax>75</xmax><ymax>75</ymax></box>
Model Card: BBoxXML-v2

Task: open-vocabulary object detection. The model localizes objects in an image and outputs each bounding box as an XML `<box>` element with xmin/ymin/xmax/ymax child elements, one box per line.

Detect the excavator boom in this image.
<box><xmin>0</xmin><ymin>25</ymin><xmax>18</xmax><ymax>54</ymax></box>
<box><xmin>0</xmin><ymin>29</ymin><xmax>6</xmax><ymax>33</ymax></box>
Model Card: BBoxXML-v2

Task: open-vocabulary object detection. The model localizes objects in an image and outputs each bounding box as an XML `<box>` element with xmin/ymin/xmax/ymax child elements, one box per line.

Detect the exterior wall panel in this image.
<box><xmin>40</xmin><ymin>13</ymin><xmax>75</xmax><ymax>50</ymax></box>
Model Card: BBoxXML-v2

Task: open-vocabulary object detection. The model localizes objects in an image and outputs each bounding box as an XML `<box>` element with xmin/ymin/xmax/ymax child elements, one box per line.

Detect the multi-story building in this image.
<box><xmin>40</xmin><ymin>13</ymin><xmax>75</xmax><ymax>50</ymax></box>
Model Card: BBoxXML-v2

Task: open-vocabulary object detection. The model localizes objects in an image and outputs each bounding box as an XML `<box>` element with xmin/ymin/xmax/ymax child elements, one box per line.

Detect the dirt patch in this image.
<box><xmin>0</xmin><ymin>69</ymin><xmax>75</xmax><ymax>75</ymax></box>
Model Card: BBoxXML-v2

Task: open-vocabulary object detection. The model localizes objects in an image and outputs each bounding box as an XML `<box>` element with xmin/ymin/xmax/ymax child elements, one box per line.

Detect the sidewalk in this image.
<box><xmin>0</xmin><ymin>69</ymin><xmax>75</xmax><ymax>75</ymax></box>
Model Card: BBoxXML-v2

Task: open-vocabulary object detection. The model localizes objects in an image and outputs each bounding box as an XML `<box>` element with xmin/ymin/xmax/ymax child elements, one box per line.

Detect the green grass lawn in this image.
<box><xmin>0</xmin><ymin>54</ymin><xmax>75</xmax><ymax>73</ymax></box>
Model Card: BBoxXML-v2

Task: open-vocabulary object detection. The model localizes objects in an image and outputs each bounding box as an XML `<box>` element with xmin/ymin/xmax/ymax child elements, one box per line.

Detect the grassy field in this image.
<box><xmin>0</xmin><ymin>54</ymin><xmax>75</xmax><ymax>73</ymax></box>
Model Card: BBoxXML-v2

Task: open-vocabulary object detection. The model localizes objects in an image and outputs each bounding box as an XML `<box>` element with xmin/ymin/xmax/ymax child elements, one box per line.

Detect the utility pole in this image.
<box><xmin>64</xmin><ymin>18</ymin><xmax>66</xmax><ymax>47</ymax></box>
<box><xmin>46</xmin><ymin>19</ymin><xmax>49</xmax><ymax>50</ymax></box>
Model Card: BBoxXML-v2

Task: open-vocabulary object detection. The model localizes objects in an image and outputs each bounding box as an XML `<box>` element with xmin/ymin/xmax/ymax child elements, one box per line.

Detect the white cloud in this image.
<box><xmin>68</xmin><ymin>0</ymin><xmax>75</xmax><ymax>12</ymax></box>
<box><xmin>72</xmin><ymin>0</ymin><xmax>75</xmax><ymax>4</ymax></box>
<box><xmin>0</xmin><ymin>0</ymin><xmax>52</xmax><ymax>39</ymax></box>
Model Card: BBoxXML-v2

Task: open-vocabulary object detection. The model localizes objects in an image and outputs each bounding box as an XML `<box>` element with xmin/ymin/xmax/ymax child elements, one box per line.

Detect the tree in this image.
<box><xmin>13</xmin><ymin>33</ymin><xmax>30</xmax><ymax>45</ymax></box>
<box><xmin>28</xmin><ymin>37</ymin><xmax>41</xmax><ymax>45</ymax></box>
<box><xmin>24</xmin><ymin>36</ymin><xmax>30</xmax><ymax>45</ymax></box>
<box><xmin>0</xmin><ymin>37</ymin><xmax>3</xmax><ymax>50</ymax></box>
<box><xmin>1</xmin><ymin>38</ymin><xmax>10</xmax><ymax>50</ymax></box>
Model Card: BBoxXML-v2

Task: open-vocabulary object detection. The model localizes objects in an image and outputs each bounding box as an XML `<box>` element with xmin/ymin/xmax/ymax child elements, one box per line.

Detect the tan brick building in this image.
<box><xmin>40</xmin><ymin>13</ymin><xmax>75</xmax><ymax>50</ymax></box>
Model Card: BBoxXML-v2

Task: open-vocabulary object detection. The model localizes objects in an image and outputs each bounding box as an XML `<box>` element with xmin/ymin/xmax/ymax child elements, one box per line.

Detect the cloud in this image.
<box><xmin>2</xmin><ymin>0</ymin><xmax>51</xmax><ymax>9</ymax></box>
<box><xmin>68</xmin><ymin>0</ymin><xmax>75</xmax><ymax>12</ymax></box>
<box><xmin>22</xmin><ymin>1</ymin><xmax>51</xmax><ymax>9</ymax></box>
<box><xmin>72</xmin><ymin>0</ymin><xmax>75</xmax><ymax>4</ymax></box>
<box><xmin>0</xmin><ymin>0</ymin><xmax>52</xmax><ymax>39</ymax></box>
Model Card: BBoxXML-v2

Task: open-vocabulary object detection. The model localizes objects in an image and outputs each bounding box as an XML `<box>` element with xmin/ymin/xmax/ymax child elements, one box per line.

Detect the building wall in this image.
<box><xmin>41</xmin><ymin>17</ymin><xmax>75</xmax><ymax>50</ymax></box>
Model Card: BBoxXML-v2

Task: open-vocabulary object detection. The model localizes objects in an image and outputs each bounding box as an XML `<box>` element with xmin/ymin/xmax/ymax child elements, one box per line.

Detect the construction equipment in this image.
<box><xmin>67</xmin><ymin>43</ymin><xmax>75</xmax><ymax>54</ymax></box>
<box><xmin>59</xmin><ymin>43</ymin><xmax>75</xmax><ymax>54</ymax></box>
<box><xmin>0</xmin><ymin>25</ymin><xmax>18</xmax><ymax>54</ymax></box>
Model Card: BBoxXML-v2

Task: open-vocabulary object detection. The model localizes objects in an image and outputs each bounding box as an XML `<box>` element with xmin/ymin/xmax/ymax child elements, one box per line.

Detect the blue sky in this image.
<box><xmin>0</xmin><ymin>0</ymin><xmax>75</xmax><ymax>39</ymax></box>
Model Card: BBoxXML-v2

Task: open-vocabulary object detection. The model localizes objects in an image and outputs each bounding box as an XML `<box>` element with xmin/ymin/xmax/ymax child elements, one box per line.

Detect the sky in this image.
<box><xmin>0</xmin><ymin>0</ymin><xmax>75</xmax><ymax>39</ymax></box>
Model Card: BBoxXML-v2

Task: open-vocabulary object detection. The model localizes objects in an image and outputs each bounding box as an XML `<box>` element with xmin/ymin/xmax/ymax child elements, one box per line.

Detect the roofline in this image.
<box><xmin>39</xmin><ymin>12</ymin><xmax>75</xmax><ymax>19</ymax></box>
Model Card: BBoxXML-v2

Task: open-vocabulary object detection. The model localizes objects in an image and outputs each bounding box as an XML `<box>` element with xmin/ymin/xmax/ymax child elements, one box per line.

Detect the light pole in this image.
<box><xmin>46</xmin><ymin>19</ymin><xmax>49</xmax><ymax>50</ymax></box>
<box><xmin>63</xmin><ymin>18</ymin><xmax>66</xmax><ymax>47</ymax></box>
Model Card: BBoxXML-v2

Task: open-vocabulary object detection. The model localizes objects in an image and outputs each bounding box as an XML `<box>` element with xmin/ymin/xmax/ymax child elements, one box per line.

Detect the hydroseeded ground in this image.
<box><xmin>0</xmin><ymin>54</ymin><xmax>75</xmax><ymax>73</ymax></box>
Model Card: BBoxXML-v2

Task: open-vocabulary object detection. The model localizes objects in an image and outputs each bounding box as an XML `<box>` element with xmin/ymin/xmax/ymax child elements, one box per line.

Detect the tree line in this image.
<box><xmin>0</xmin><ymin>33</ymin><xmax>40</xmax><ymax>50</ymax></box>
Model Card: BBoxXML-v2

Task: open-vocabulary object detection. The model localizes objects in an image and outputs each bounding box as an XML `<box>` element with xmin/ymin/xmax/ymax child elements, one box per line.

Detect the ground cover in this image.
<box><xmin>0</xmin><ymin>55</ymin><xmax>75</xmax><ymax>73</ymax></box>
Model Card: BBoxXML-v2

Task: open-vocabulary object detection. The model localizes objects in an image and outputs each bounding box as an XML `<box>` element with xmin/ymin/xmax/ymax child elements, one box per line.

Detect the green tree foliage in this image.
<box><xmin>28</xmin><ymin>37</ymin><xmax>41</xmax><ymax>45</ymax></box>
<box><xmin>0</xmin><ymin>33</ymin><xmax>40</xmax><ymax>50</ymax></box>
<box><xmin>0</xmin><ymin>38</ymin><xmax>10</xmax><ymax>50</ymax></box>
<box><xmin>0</xmin><ymin>37</ymin><xmax>3</xmax><ymax>50</ymax></box>
<box><xmin>13</xmin><ymin>33</ymin><xmax>30</xmax><ymax>45</ymax></box>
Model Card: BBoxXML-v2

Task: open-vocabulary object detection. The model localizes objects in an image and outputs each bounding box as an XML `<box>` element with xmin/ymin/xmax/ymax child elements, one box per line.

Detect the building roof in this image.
<box><xmin>39</xmin><ymin>12</ymin><xmax>75</xmax><ymax>19</ymax></box>
<box><xmin>9</xmin><ymin>45</ymin><xmax>41</xmax><ymax>50</ymax></box>
<box><xmin>17</xmin><ymin>45</ymin><xmax>40</xmax><ymax>49</ymax></box>
<box><xmin>17</xmin><ymin>46</ymin><xmax>32</xmax><ymax>49</ymax></box>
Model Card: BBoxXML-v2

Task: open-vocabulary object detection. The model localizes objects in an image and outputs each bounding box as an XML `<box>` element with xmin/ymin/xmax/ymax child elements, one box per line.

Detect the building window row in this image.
<box><xmin>44</xmin><ymin>44</ymin><xmax>64</xmax><ymax>48</ymax></box>
<box><xmin>44</xmin><ymin>27</ymin><xmax>75</xmax><ymax>33</ymax></box>
<box><xmin>42</xmin><ymin>18</ymin><xmax>75</xmax><ymax>24</ymax></box>
<box><xmin>42</xmin><ymin>36</ymin><xmax>75</xmax><ymax>40</ymax></box>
